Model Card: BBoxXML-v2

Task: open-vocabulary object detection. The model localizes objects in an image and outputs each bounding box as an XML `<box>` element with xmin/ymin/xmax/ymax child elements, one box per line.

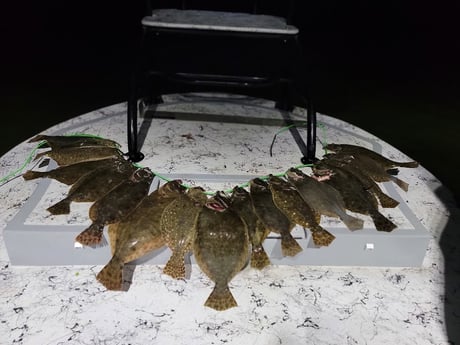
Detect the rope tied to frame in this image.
<box><xmin>1</xmin><ymin>122</ymin><xmax>329</xmax><ymax>194</ymax></box>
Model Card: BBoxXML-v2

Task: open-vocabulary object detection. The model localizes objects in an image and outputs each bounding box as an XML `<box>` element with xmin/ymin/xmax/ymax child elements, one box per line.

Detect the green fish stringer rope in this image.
<box><xmin>0</xmin><ymin>133</ymin><xmax>111</xmax><ymax>186</ymax></box>
<box><xmin>270</xmin><ymin>121</ymin><xmax>330</xmax><ymax>157</ymax></box>
<box><xmin>3</xmin><ymin>123</ymin><xmax>329</xmax><ymax>194</ymax></box>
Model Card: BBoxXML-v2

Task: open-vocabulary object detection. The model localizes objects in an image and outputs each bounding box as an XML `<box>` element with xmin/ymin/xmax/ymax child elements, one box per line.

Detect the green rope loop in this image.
<box><xmin>0</xmin><ymin>133</ymin><xmax>114</xmax><ymax>185</ymax></box>
<box><xmin>1</xmin><ymin>121</ymin><xmax>328</xmax><ymax>194</ymax></box>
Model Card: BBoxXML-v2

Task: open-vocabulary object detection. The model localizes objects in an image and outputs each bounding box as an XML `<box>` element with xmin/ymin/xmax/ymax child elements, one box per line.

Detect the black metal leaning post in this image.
<box><xmin>126</xmin><ymin>1</ymin><xmax>317</xmax><ymax>164</ymax></box>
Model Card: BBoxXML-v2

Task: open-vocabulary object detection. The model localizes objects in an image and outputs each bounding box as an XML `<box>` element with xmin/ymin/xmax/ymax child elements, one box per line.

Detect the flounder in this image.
<box><xmin>342</xmin><ymin>153</ymin><xmax>411</xmax><ymax>192</ymax></box>
<box><xmin>313</xmin><ymin>161</ymin><xmax>397</xmax><ymax>232</ymax></box>
<box><xmin>29</xmin><ymin>134</ymin><xmax>120</xmax><ymax>149</ymax></box>
<box><xmin>249</xmin><ymin>178</ymin><xmax>301</xmax><ymax>256</ymax></box>
<box><xmin>96</xmin><ymin>180</ymin><xmax>186</xmax><ymax>290</ymax></box>
<box><xmin>217</xmin><ymin>188</ymin><xmax>270</xmax><ymax>270</ymax></box>
<box><xmin>193</xmin><ymin>196</ymin><xmax>249</xmax><ymax>310</ymax></box>
<box><xmin>268</xmin><ymin>175</ymin><xmax>336</xmax><ymax>247</ymax></box>
<box><xmin>160</xmin><ymin>187</ymin><xmax>207</xmax><ymax>279</ymax></box>
<box><xmin>46</xmin><ymin>159</ymin><xmax>135</xmax><ymax>215</ymax></box>
<box><xmin>34</xmin><ymin>146</ymin><xmax>123</xmax><ymax>166</ymax></box>
<box><xmin>286</xmin><ymin>168</ymin><xmax>364</xmax><ymax>231</ymax></box>
<box><xmin>322</xmin><ymin>154</ymin><xmax>400</xmax><ymax>208</ymax></box>
<box><xmin>325</xmin><ymin>143</ymin><xmax>419</xmax><ymax>169</ymax></box>
<box><xmin>22</xmin><ymin>158</ymin><xmax>123</xmax><ymax>185</ymax></box>
<box><xmin>75</xmin><ymin>167</ymin><xmax>154</xmax><ymax>246</ymax></box>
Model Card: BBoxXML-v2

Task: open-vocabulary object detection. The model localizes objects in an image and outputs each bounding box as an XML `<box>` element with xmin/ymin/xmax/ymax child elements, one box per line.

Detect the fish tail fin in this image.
<box><xmin>311</xmin><ymin>226</ymin><xmax>336</xmax><ymax>246</ymax></box>
<box><xmin>389</xmin><ymin>176</ymin><xmax>409</xmax><ymax>192</ymax></box>
<box><xmin>250</xmin><ymin>245</ymin><xmax>271</xmax><ymax>270</ymax></box>
<box><xmin>33</xmin><ymin>151</ymin><xmax>48</xmax><ymax>161</ymax></box>
<box><xmin>375</xmin><ymin>191</ymin><xmax>400</xmax><ymax>208</ymax></box>
<box><xmin>22</xmin><ymin>170</ymin><xmax>46</xmax><ymax>181</ymax></box>
<box><xmin>96</xmin><ymin>257</ymin><xmax>124</xmax><ymax>291</ymax></box>
<box><xmin>204</xmin><ymin>285</ymin><xmax>237</xmax><ymax>311</ymax></box>
<box><xmin>370</xmin><ymin>211</ymin><xmax>397</xmax><ymax>232</ymax></box>
<box><xmin>280</xmin><ymin>233</ymin><xmax>303</xmax><ymax>257</ymax></box>
<box><xmin>397</xmin><ymin>161</ymin><xmax>419</xmax><ymax>168</ymax></box>
<box><xmin>75</xmin><ymin>224</ymin><xmax>105</xmax><ymax>246</ymax></box>
<box><xmin>28</xmin><ymin>134</ymin><xmax>48</xmax><ymax>143</ymax></box>
<box><xmin>340</xmin><ymin>214</ymin><xmax>364</xmax><ymax>231</ymax></box>
<box><xmin>47</xmin><ymin>198</ymin><xmax>71</xmax><ymax>215</ymax></box>
<box><xmin>28</xmin><ymin>134</ymin><xmax>47</xmax><ymax>143</ymax></box>
<box><xmin>163</xmin><ymin>251</ymin><xmax>186</xmax><ymax>279</ymax></box>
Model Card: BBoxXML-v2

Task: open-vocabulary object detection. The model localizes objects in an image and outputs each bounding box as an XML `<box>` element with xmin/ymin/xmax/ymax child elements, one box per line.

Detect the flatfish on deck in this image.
<box><xmin>193</xmin><ymin>196</ymin><xmax>249</xmax><ymax>310</ymax></box>
<box><xmin>96</xmin><ymin>180</ymin><xmax>186</xmax><ymax>290</ymax></box>
<box><xmin>29</xmin><ymin>134</ymin><xmax>120</xmax><ymax>149</ymax></box>
<box><xmin>286</xmin><ymin>168</ymin><xmax>364</xmax><ymax>231</ymax></box>
<box><xmin>46</xmin><ymin>159</ymin><xmax>135</xmax><ymax>215</ymax></box>
<box><xmin>75</xmin><ymin>167</ymin><xmax>154</xmax><ymax>246</ymax></box>
<box><xmin>325</xmin><ymin>143</ymin><xmax>419</xmax><ymax>191</ymax></box>
<box><xmin>325</xmin><ymin>143</ymin><xmax>419</xmax><ymax>169</ymax></box>
<box><xmin>217</xmin><ymin>188</ymin><xmax>270</xmax><ymax>270</ymax></box>
<box><xmin>34</xmin><ymin>146</ymin><xmax>123</xmax><ymax>166</ymax></box>
<box><xmin>249</xmin><ymin>178</ymin><xmax>301</xmax><ymax>256</ymax></box>
<box><xmin>268</xmin><ymin>175</ymin><xmax>335</xmax><ymax>247</ymax></box>
<box><xmin>313</xmin><ymin>161</ymin><xmax>397</xmax><ymax>232</ymax></box>
<box><xmin>322</xmin><ymin>154</ymin><xmax>400</xmax><ymax>208</ymax></box>
<box><xmin>160</xmin><ymin>187</ymin><xmax>207</xmax><ymax>279</ymax></box>
<box><xmin>22</xmin><ymin>158</ymin><xmax>124</xmax><ymax>185</ymax></box>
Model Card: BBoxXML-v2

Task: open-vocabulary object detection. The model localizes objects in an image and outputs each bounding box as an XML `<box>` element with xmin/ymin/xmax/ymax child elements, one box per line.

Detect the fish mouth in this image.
<box><xmin>267</xmin><ymin>174</ymin><xmax>281</xmax><ymax>183</ymax></box>
<box><xmin>215</xmin><ymin>191</ymin><xmax>231</xmax><ymax>208</ymax></box>
<box><xmin>286</xmin><ymin>168</ymin><xmax>303</xmax><ymax>181</ymax></box>
<box><xmin>311</xmin><ymin>168</ymin><xmax>334</xmax><ymax>181</ymax></box>
<box><xmin>231</xmin><ymin>186</ymin><xmax>248</xmax><ymax>198</ymax></box>
<box><xmin>311</xmin><ymin>174</ymin><xmax>332</xmax><ymax>182</ymax></box>
<box><xmin>132</xmin><ymin>168</ymin><xmax>153</xmax><ymax>181</ymax></box>
<box><xmin>165</xmin><ymin>179</ymin><xmax>186</xmax><ymax>193</ymax></box>
<box><xmin>232</xmin><ymin>186</ymin><xmax>245</xmax><ymax>193</ymax></box>
<box><xmin>251</xmin><ymin>178</ymin><xmax>267</xmax><ymax>185</ymax></box>
<box><xmin>205</xmin><ymin>200</ymin><xmax>227</xmax><ymax>212</ymax></box>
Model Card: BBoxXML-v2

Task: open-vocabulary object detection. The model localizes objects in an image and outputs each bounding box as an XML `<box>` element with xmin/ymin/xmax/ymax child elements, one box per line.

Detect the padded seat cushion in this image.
<box><xmin>142</xmin><ymin>9</ymin><xmax>299</xmax><ymax>34</ymax></box>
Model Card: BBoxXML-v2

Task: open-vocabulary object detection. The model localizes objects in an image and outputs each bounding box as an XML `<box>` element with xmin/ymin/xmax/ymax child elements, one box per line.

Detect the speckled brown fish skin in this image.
<box><xmin>22</xmin><ymin>158</ymin><xmax>124</xmax><ymax>185</ymax></box>
<box><xmin>224</xmin><ymin>188</ymin><xmax>270</xmax><ymax>270</ymax></box>
<box><xmin>286</xmin><ymin>168</ymin><xmax>364</xmax><ymax>231</ymax></box>
<box><xmin>328</xmin><ymin>153</ymin><xmax>409</xmax><ymax>192</ymax></box>
<box><xmin>29</xmin><ymin>134</ymin><xmax>120</xmax><ymax>149</ymax></box>
<box><xmin>34</xmin><ymin>146</ymin><xmax>123</xmax><ymax>166</ymax></box>
<box><xmin>313</xmin><ymin>161</ymin><xmax>397</xmax><ymax>232</ymax></box>
<box><xmin>97</xmin><ymin>180</ymin><xmax>186</xmax><ymax>291</ymax></box>
<box><xmin>325</xmin><ymin>143</ymin><xmax>419</xmax><ymax>169</ymax></box>
<box><xmin>321</xmin><ymin>154</ymin><xmax>400</xmax><ymax>208</ymax></box>
<box><xmin>249</xmin><ymin>178</ymin><xmax>302</xmax><ymax>256</ymax></box>
<box><xmin>160</xmin><ymin>187</ymin><xmax>207</xmax><ymax>279</ymax></box>
<box><xmin>268</xmin><ymin>175</ymin><xmax>336</xmax><ymax>247</ymax></box>
<box><xmin>193</xmin><ymin>197</ymin><xmax>249</xmax><ymax>311</ymax></box>
<box><xmin>46</xmin><ymin>159</ymin><xmax>136</xmax><ymax>215</ymax></box>
<box><xmin>75</xmin><ymin>168</ymin><xmax>154</xmax><ymax>246</ymax></box>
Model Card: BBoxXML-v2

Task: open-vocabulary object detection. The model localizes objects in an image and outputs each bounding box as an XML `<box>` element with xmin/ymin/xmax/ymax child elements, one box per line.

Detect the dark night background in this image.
<box><xmin>1</xmin><ymin>0</ymin><xmax>459</xmax><ymax>203</ymax></box>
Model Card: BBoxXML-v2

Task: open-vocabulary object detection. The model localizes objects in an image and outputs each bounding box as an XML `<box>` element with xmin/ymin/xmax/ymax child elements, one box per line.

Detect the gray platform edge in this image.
<box><xmin>141</xmin><ymin>9</ymin><xmax>299</xmax><ymax>35</ymax></box>
<box><xmin>3</xmin><ymin>106</ymin><xmax>432</xmax><ymax>267</ymax></box>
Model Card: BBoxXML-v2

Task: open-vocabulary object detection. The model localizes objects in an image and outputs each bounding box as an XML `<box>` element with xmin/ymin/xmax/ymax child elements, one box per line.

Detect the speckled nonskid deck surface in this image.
<box><xmin>0</xmin><ymin>93</ymin><xmax>458</xmax><ymax>344</ymax></box>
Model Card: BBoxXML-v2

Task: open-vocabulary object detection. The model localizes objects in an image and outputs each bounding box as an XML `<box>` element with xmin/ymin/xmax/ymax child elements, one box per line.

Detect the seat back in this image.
<box><xmin>141</xmin><ymin>1</ymin><xmax>299</xmax><ymax>80</ymax></box>
<box><xmin>146</xmin><ymin>0</ymin><xmax>295</xmax><ymax>24</ymax></box>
